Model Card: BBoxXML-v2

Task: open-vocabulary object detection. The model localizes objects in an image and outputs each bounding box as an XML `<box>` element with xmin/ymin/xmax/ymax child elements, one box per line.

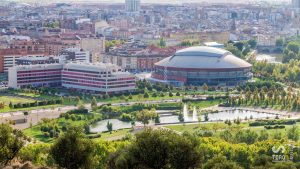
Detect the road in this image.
<box><xmin>0</xmin><ymin>99</ymin><xmax>181</xmax><ymax>130</ymax></box>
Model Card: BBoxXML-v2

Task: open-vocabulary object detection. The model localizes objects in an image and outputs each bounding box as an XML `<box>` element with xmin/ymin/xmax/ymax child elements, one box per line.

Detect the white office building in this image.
<box><xmin>8</xmin><ymin>62</ymin><xmax>136</xmax><ymax>94</ymax></box>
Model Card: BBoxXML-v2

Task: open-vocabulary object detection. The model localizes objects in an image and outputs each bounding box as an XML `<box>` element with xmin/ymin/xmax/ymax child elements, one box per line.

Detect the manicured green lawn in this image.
<box><xmin>17</xmin><ymin>92</ymin><xmax>58</xmax><ymax>100</ymax></box>
<box><xmin>100</xmin><ymin>94</ymin><xmax>182</xmax><ymax>103</ymax></box>
<box><xmin>94</xmin><ymin>129</ymin><xmax>132</xmax><ymax>141</ymax></box>
<box><xmin>0</xmin><ymin>90</ymin><xmax>64</xmax><ymax>113</ymax></box>
<box><xmin>0</xmin><ymin>95</ymin><xmax>36</xmax><ymax>104</ymax></box>
<box><xmin>23</xmin><ymin>113</ymin><xmax>102</xmax><ymax>143</ymax></box>
<box><xmin>0</xmin><ymin>104</ymin><xmax>62</xmax><ymax>113</ymax></box>
<box><xmin>25</xmin><ymin>125</ymin><xmax>131</xmax><ymax>143</ymax></box>
<box><xmin>186</xmin><ymin>99</ymin><xmax>223</xmax><ymax>109</ymax></box>
<box><xmin>179</xmin><ymin>90</ymin><xmax>226</xmax><ymax>95</ymax></box>
<box><xmin>166</xmin><ymin>121</ymin><xmax>300</xmax><ymax>137</ymax></box>
<box><xmin>23</xmin><ymin>126</ymin><xmax>55</xmax><ymax>143</ymax></box>
<box><xmin>165</xmin><ymin>122</ymin><xmax>231</xmax><ymax>133</ymax></box>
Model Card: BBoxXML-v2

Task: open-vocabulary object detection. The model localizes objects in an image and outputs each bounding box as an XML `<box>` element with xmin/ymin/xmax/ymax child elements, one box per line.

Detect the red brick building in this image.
<box><xmin>0</xmin><ymin>49</ymin><xmax>46</xmax><ymax>73</ymax></box>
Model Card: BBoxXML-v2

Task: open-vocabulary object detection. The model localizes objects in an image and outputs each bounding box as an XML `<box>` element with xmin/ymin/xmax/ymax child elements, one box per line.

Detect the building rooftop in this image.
<box><xmin>155</xmin><ymin>46</ymin><xmax>252</xmax><ymax>70</ymax></box>
<box><xmin>63</xmin><ymin>62</ymin><xmax>121</xmax><ymax>72</ymax></box>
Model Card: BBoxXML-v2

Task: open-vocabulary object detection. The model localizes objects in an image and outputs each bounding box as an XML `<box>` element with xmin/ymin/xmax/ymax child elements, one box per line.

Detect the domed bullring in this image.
<box><xmin>150</xmin><ymin>46</ymin><xmax>252</xmax><ymax>86</ymax></box>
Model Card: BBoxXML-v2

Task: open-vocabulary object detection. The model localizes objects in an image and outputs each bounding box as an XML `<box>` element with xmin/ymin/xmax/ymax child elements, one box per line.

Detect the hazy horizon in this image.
<box><xmin>9</xmin><ymin>0</ymin><xmax>290</xmax><ymax>5</ymax></box>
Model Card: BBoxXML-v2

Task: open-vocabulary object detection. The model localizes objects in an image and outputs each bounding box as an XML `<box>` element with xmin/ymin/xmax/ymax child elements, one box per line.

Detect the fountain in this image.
<box><xmin>192</xmin><ymin>106</ymin><xmax>198</xmax><ymax>121</ymax></box>
<box><xmin>183</xmin><ymin>104</ymin><xmax>189</xmax><ymax>121</ymax></box>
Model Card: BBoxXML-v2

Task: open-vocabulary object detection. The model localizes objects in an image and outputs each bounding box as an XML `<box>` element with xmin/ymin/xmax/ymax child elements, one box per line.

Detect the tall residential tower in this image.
<box><xmin>125</xmin><ymin>0</ymin><xmax>140</xmax><ymax>13</ymax></box>
<box><xmin>292</xmin><ymin>0</ymin><xmax>300</xmax><ymax>9</ymax></box>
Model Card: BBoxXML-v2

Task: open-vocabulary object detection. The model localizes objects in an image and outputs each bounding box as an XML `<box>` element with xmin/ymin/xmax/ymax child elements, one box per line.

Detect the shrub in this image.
<box><xmin>66</xmin><ymin>108</ymin><xmax>89</xmax><ymax>114</ymax></box>
<box><xmin>120</xmin><ymin>113</ymin><xmax>133</xmax><ymax>122</ymax></box>
<box><xmin>250</xmin><ymin>120</ymin><xmax>296</xmax><ymax>127</ymax></box>
<box><xmin>264</xmin><ymin>125</ymin><xmax>285</xmax><ymax>129</ymax></box>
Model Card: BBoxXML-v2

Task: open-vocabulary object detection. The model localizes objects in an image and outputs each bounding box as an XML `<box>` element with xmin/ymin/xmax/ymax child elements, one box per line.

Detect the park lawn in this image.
<box><xmin>23</xmin><ymin>126</ymin><xmax>54</xmax><ymax>143</ymax></box>
<box><xmin>93</xmin><ymin>128</ymin><xmax>132</xmax><ymax>141</ymax></box>
<box><xmin>0</xmin><ymin>104</ymin><xmax>62</xmax><ymax>113</ymax></box>
<box><xmin>0</xmin><ymin>95</ymin><xmax>36</xmax><ymax>104</ymax></box>
<box><xmin>17</xmin><ymin>92</ymin><xmax>58</xmax><ymax>100</ymax></box>
<box><xmin>179</xmin><ymin>90</ymin><xmax>226</xmax><ymax>95</ymax></box>
<box><xmin>186</xmin><ymin>99</ymin><xmax>224</xmax><ymax>108</ymax></box>
<box><xmin>165</xmin><ymin>122</ymin><xmax>230</xmax><ymax>133</ymax></box>
<box><xmin>100</xmin><ymin>94</ymin><xmax>182</xmax><ymax>103</ymax></box>
<box><xmin>239</xmin><ymin>102</ymin><xmax>291</xmax><ymax>112</ymax></box>
<box><xmin>23</xmin><ymin>113</ymin><xmax>103</xmax><ymax>143</ymax></box>
<box><xmin>166</xmin><ymin>121</ymin><xmax>300</xmax><ymax>138</ymax></box>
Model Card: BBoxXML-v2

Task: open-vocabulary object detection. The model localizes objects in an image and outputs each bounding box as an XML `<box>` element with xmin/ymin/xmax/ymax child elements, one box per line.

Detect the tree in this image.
<box><xmin>91</xmin><ymin>97</ymin><xmax>97</xmax><ymax>108</ymax></box>
<box><xmin>234</xmin><ymin>117</ymin><xmax>241</xmax><ymax>125</ymax></box>
<box><xmin>258</xmin><ymin>130</ymin><xmax>269</xmax><ymax>141</ymax></box>
<box><xmin>220</xmin><ymin>130</ymin><xmax>233</xmax><ymax>142</ymax></box>
<box><xmin>273</xmin><ymin>130</ymin><xmax>283</xmax><ymax>140</ymax></box>
<box><xmin>136</xmin><ymin>109</ymin><xmax>156</xmax><ymax>127</ymax></box>
<box><xmin>276</xmin><ymin>38</ymin><xmax>284</xmax><ymax>47</ymax></box>
<box><xmin>60</xmin><ymin>96</ymin><xmax>64</xmax><ymax>104</ymax></box>
<box><xmin>234</xmin><ymin>42</ymin><xmax>244</xmax><ymax>51</ymax></box>
<box><xmin>158</xmin><ymin>38</ymin><xmax>166</xmax><ymax>48</ymax></box>
<box><xmin>226</xmin><ymin>44</ymin><xmax>243</xmax><ymax>58</ymax></box>
<box><xmin>247</xmin><ymin>39</ymin><xmax>257</xmax><ymax>49</ymax></box>
<box><xmin>19</xmin><ymin>143</ymin><xmax>53</xmax><ymax>166</ymax></box>
<box><xmin>178</xmin><ymin>113</ymin><xmax>184</xmax><ymax>123</ymax></box>
<box><xmin>107</xmin><ymin>121</ymin><xmax>113</xmax><ymax>134</ymax></box>
<box><xmin>287</xmin><ymin>42</ymin><xmax>300</xmax><ymax>54</ymax></box>
<box><xmin>203</xmin><ymin>155</ymin><xmax>242</xmax><ymax>169</ymax></box>
<box><xmin>144</xmin><ymin>92</ymin><xmax>149</xmax><ymax>98</ymax></box>
<box><xmin>202</xmin><ymin>83</ymin><xmax>209</xmax><ymax>94</ymax></box>
<box><xmin>84</xmin><ymin>124</ymin><xmax>90</xmax><ymax>134</ymax></box>
<box><xmin>9</xmin><ymin>102</ymin><xmax>13</xmax><ymax>109</ymax></box>
<box><xmin>287</xmin><ymin>125</ymin><xmax>299</xmax><ymax>141</ymax></box>
<box><xmin>152</xmin><ymin>92</ymin><xmax>158</xmax><ymax>97</ymax></box>
<box><xmin>0</xmin><ymin>124</ymin><xmax>25</xmax><ymax>167</ymax></box>
<box><xmin>75</xmin><ymin>97</ymin><xmax>81</xmax><ymax>106</ymax></box>
<box><xmin>154</xmin><ymin>114</ymin><xmax>160</xmax><ymax>124</ymax></box>
<box><xmin>204</xmin><ymin>113</ymin><xmax>209</xmax><ymax>121</ymax></box>
<box><xmin>50</xmin><ymin>126</ymin><xmax>95</xmax><ymax>169</ymax></box>
<box><xmin>108</xmin><ymin>129</ymin><xmax>200</xmax><ymax>169</ymax></box>
<box><xmin>234</xmin><ymin>129</ymin><xmax>258</xmax><ymax>144</ymax></box>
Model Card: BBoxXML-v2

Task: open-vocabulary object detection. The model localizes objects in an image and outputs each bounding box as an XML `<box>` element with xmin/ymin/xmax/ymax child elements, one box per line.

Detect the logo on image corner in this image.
<box><xmin>271</xmin><ymin>144</ymin><xmax>295</xmax><ymax>162</ymax></box>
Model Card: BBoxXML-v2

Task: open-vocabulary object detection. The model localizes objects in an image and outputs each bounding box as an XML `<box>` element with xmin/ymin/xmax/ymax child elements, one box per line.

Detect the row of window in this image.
<box><xmin>17</xmin><ymin>75</ymin><xmax>61</xmax><ymax>81</ymax></box>
<box><xmin>18</xmin><ymin>78</ymin><xmax>61</xmax><ymax>84</ymax></box>
<box><xmin>18</xmin><ymin>71</ymin><xmax>61</xmax><ymax>77</ymax></box>
<box><xmin>62</xmin><ymin>81</ymin><xmax>135</xmax><ymax>89</ymax></box>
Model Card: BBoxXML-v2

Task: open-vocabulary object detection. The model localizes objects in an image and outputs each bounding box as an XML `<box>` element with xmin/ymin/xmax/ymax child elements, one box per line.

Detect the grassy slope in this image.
<box><xmin>166</xmin><ymin>121</ymin><xmax>300</xmax><ymax>137</ymax></box>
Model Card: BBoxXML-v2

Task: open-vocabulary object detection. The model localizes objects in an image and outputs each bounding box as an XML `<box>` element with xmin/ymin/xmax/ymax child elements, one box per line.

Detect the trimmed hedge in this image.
<box><xmin>264</xmin><ymin>125</ymin><xmax>285</xmax><ymax>129</ymax></box>
<box><xmin>66</xmin><ymin>108</ymin><xmax>89</xmax><ymax>114</ymax></box>
<box><xmin>249</xmin><ymin>120</ymin><xmax>296</xmax><ymax>127</ymax></box>
<box><xmin>12</xmin><ymin>99</ymin><xmax>62</xmax><ymax>109</ymax></box>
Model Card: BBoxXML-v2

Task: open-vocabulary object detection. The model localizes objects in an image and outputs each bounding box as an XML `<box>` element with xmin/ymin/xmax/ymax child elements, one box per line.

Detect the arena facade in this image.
<box><xmin>150</xmin><ymin>46</ymin><xmax>252</xmax><ymax>87</ymax></box>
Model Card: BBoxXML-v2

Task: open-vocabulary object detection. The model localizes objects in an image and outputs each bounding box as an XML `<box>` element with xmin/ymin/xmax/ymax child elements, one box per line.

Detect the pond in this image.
<box><xmin>158</xmin><ymin>105</ymin><xmax>278</xmax><ymax>124</ymax></box>
<box><xmin>200</xmin><ymin>109</ymin><xmax>277</xmax><ymax>122</ymax></box>
<box><xmin>90</xmin><ymin>119</ymin><xmax>131</xmax><ymax>133</ymax></box>
<box><xmin>90</xmin><ymin>108</ymin><xmax>279</xmax><ymax>131</ymax></box>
